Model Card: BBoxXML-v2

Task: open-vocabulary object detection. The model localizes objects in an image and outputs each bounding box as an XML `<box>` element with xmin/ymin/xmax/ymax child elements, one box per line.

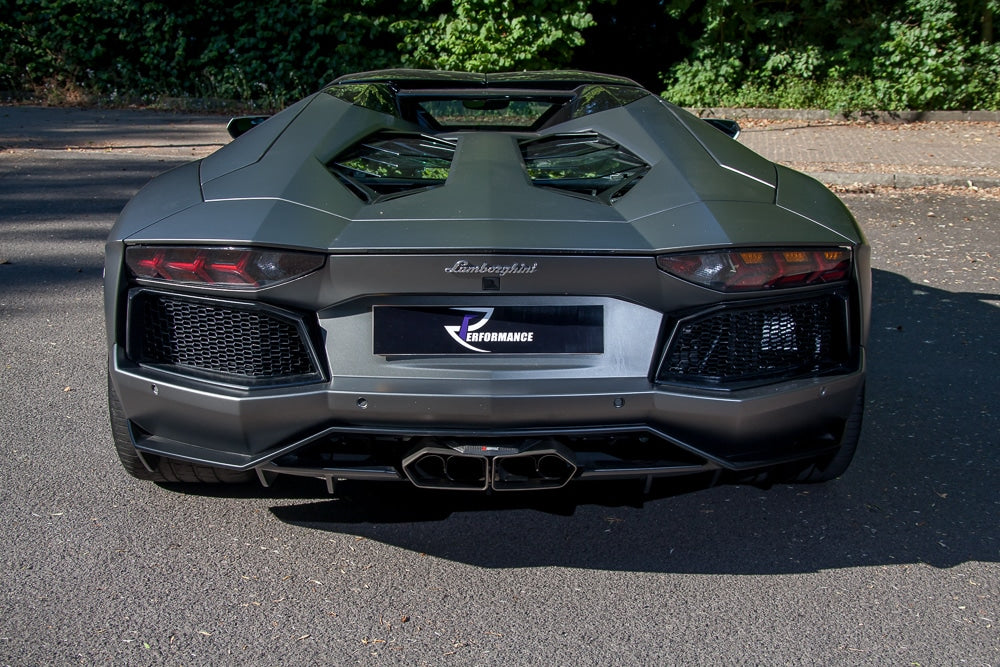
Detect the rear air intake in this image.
<box><xmin>126</xmin><ymin>290</ymin><xmax>323</xmax><ymax>387</ymax></box>
<box><xmin>657</xmin><ymin>293</ymin><xmax>851</xmax><ymax>387</ymax></box>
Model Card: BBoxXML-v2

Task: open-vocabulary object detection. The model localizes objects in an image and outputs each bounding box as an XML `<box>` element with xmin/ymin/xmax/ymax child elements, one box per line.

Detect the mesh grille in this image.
<box><xmin>659</xmin><ymin>295</ymin><xmax>848</xmax><ymax>386</ymax></box>
<box><xmin>130</xmin><ymin>292</ymin><xmax>319</xmax><ymax>384</ymax></box>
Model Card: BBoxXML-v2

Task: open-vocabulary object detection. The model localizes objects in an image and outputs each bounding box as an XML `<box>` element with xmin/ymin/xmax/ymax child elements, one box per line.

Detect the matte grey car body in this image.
<box><xmin>105</xmin><ymin>70</ymin><xmax>870</xmax><ymax>494</ymax></box>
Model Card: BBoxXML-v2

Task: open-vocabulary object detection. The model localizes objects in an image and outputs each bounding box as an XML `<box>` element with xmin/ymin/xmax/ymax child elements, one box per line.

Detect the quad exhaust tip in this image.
<box><xmin>402</xmin><ymin>447</ymin><xmax>489</xmax><ymax>491</ymax></box>
<box><xmin>401</xmin><ymin>441</ymin><xmax>577</xmax><ymax>491</ymax></box>
<box><xmin>492</xmin><ymin>450</ymin><xmax>576</xmax><ymax>491</ymax></box>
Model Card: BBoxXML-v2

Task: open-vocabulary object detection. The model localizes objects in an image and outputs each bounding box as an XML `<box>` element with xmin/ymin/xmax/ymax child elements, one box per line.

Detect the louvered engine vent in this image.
<box><xmin>520</xmin><ymin>132</ymin><xmax>649</xmax><ymax>202</ymax></box>
<box><xmin>328</xmin><ymin>132</ymin><xmax>456</xmax><ymax>202</ymax></box>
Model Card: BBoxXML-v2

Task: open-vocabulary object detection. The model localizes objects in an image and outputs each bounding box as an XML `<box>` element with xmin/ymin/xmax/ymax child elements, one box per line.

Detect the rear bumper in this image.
<box><xmin>111</xmin><ymin>347</ymin><xmax>865</xmax><ymax>483</ymax></box>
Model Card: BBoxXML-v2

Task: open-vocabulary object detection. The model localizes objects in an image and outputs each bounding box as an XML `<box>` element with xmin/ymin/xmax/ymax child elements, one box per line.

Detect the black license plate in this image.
<box><xmin>373</xmin><ymin>305</ymin><xmax>603</xmax><ymax>355</ymax></box>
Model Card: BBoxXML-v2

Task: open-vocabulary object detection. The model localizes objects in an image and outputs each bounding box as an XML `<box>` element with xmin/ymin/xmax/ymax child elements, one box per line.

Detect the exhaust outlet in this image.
<box><xmin>402</xmin><ymin>440</ymin><xmax>576</xmax><ymax>491</ymax></box>
<box><xmin>401</xmin><ymin>447</ymin><xmax>488</xmax><ymax>491</ymax></box>
<box><xmin>537</xmin><ymin>454</ymin><xmax>573</xmax><ymax>481</ymax></box>
<box><xmin>493</xmin><ymin>443</ymin><xmax>577</xmax><ymax>491</ymax></box>
<box><xmin>445</xmin><ymin>456</ymin><xmax>487</xmax><ymax>485</ymax></box>
<box><xmin>414</xmin><ymin>454</ymin><xmax>446</xmax><ymax>479</ymax></box>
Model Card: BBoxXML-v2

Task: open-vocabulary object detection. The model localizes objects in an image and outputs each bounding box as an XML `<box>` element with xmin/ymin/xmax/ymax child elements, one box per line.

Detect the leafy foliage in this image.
<box><xmin>390</xmin><ymin>0</ymin><xmax>595</xmax><ymax>71</ymax></box>
<box><xmin>0</xmin><ymin>0</ymin><xmax>405</xmax><ymax>106</ymax></box>
<box><xmin>660</xmin><ymin>0</ymin><xmax>1000</xmax><ymax>111</ymax></box>
<box><xmin>0</xmin><ymin>0</ymin><xmax>997</xmax><ymax>110</ymax></box>
<box><xmin>0</xmin><ymin>0</ymin><xmax>595</xmax><ymax>106</ymax></box>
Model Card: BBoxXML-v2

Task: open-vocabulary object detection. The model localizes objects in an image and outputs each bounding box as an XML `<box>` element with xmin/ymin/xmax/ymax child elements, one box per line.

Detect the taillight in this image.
<box><xmin>657</xmin><ymin>248</ymin><xmax>851</xmax><ymax>292</ymax></box>
<box><xmin>125</xmin><ymin>246</ymin><xmax>325</xmax><ymax>289</ymax></box>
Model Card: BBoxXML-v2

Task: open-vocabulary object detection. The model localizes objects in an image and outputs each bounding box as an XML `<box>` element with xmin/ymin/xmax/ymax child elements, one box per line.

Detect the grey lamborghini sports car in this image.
<box><xmin>105</xmin><ymin>69</ymin><xmax>870</xmax><ymax>494</ymax></box>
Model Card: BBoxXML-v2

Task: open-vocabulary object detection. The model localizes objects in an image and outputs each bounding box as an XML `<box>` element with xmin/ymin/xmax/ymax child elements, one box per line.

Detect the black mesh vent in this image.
<box><xmin>128</xmin><ymin>292</ymin><xmax>321</xmax><ymax>386</ymax></box>
<box><xmin>658</xmin><ymin>294</ymin><xmax>849</xmax><ymax>387</ymax></box>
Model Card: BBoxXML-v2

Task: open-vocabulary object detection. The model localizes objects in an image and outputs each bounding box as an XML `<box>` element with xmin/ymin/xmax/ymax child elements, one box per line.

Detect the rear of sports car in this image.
<box><xmin>105</xmin><ymin>70</ymin><xmax>870</xmax><ymax>493</ymax></box>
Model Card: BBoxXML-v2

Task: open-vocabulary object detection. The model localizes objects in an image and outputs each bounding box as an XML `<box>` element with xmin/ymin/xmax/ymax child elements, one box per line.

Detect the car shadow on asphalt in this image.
<box><xmin>179</xmin><ymin>268</ymin><xmax>1000</xmax><ymax>573</ymax></box>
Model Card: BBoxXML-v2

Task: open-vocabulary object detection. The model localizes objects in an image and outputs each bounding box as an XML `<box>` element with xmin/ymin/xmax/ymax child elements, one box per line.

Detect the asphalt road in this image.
<box><xmin>0</xmin><ymin>114</ymin><xmax>998</xmax><ymax>666</ymax></box>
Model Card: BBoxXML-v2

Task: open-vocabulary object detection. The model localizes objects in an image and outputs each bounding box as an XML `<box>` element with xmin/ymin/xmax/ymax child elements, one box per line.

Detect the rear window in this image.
<box><xmin>324</xmin><ymin>82</ymin><xmax>652</xmax><ymax>131</ymax></box>
<box><xmin>414</xmin><ymin>98</ymin><xmax>560</xmax><ymax>128</ymax></box>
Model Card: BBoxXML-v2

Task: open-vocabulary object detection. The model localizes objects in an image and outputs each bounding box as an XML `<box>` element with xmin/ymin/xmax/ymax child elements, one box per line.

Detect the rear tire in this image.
<box><xmin>790</xmin><ymin>385</ymin><xmax>865</xmax><ymax>483</ymax></box>
<box><xmin>107</xmin><ymin>372</ymin><xmax>252</xmax><ymax>484</ymax></box>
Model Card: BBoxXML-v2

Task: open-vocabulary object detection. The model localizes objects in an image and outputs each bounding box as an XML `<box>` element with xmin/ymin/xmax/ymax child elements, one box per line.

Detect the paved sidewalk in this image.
<box><xmin>0</xmin><ymin>105</ymin><xmax>229</xmax><ymax>160</ymax></box>
<box><xmin>2</xmin><ymin>105</ymin><xmax>999</xmax><ymax>188</ymax></box>
<box><xmin>738</xmin><ymin>119</ymin><xmax>1000</xmax><ymax>188</ymax></box>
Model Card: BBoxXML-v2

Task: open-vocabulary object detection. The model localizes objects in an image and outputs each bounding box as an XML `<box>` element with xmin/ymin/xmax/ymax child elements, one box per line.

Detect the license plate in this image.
<box><xmin>373</xmin><ymin>305</ymin><xmax>603</xmax><ymax>355</ymax></box>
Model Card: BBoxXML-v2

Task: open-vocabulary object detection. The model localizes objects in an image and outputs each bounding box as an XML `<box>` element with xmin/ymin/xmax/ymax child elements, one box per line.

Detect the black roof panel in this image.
<box><xmin>331</xmin><ymin>69</ymin><xmax>641</xmax><ymax>91</ymax></box>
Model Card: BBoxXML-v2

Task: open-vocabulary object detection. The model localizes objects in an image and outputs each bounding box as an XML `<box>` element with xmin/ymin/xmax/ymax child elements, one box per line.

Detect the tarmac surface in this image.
<box><xmin>2</xmin><ymin>104</ymin><xmax>999</xmax><ymax>189</ymax></box>
<box><xmin>1</xmin><ymin>106</ymin><xmax>998</xmax><ymax>664</ymax></box>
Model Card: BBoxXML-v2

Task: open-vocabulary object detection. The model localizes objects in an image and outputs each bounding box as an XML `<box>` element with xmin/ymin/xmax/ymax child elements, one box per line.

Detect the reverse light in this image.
<box><xmin>125</xmin><ymin>246</ymin><xmax>325</xmax><ymax>289</ymax></box>
<box><xmin>657</xmin><ymin>248</ymin><xmax>851</xmax><ymax>292</ymax></box>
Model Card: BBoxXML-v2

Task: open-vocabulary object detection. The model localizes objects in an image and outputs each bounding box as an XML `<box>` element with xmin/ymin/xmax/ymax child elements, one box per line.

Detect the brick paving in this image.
<box><xmin>738</xmin><ymin>119</ymin><xmax>1000</xmax><ymax>188</ymax></box>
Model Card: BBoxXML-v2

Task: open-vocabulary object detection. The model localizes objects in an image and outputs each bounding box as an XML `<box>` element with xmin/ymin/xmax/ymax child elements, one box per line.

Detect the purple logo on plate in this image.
<box><xmin>445</xmin><ymin>308</ymin><xmax>494</xmax><ymax>352</ymax></box>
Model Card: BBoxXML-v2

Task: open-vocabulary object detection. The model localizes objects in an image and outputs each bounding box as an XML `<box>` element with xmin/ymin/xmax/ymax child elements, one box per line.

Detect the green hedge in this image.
<box><xmin>0</xmin><ymin>0</ymin><xmax>594</xmax><ymax>108</ymax></box>
<box><xmin>1</xmin><ymin>0</ymin><xmax>997</xmax><ymax>111</ymax></box>
<box><xmin>659</xmin><ymin>0</ymin><xmax>1000</xmax><ymax>111</ymax></box>
<box><xmin>0</xmin><ymin>0</ymin><xmax>404</xmax><ymax>107</ymax></box>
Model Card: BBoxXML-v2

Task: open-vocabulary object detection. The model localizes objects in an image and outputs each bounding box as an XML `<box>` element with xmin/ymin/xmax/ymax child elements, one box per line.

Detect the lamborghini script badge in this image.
<box><xmin>444</xmin><ymin>260</ymin><xmax>538</xmax><ymax>276</ymax></box>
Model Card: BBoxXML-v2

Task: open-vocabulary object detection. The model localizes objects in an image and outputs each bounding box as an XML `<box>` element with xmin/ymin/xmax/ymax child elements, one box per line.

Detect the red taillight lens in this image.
<box><xmin>657</xmin><ymin>248</ymin><xmax>851</xmax><ymax>292</ymax></box>
<box><xmin>125</xmin><ymin>246</ymin><xmax>325</xmax><ymax>289</ymax></box>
